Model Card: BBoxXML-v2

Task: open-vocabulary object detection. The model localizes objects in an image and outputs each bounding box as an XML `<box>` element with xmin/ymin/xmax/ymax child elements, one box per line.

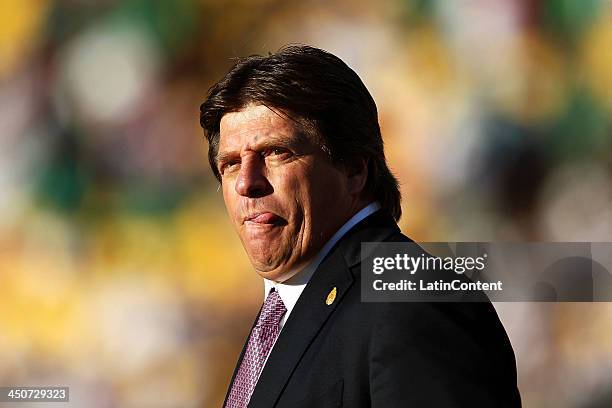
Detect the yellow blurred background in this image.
<box><xmin>1</xmin><ymin>0</ymin><xmax>612</xmax><ymax>406</ymax></box>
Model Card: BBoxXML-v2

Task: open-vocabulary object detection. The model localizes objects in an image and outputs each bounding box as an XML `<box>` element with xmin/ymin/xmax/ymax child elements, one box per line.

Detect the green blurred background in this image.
<box><xmin>1</xmin><ymin>0</ymin><xmax>612</xmax><ymax>406</ymax></box>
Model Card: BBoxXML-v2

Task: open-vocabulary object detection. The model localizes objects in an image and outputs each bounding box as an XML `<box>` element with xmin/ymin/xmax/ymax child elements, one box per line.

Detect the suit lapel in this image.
<box><xmin>247</xmin><ymin>248</ymin><xmax>353</xmax><ymax>407</ymax></box>
<box><xmin>247</xmin><ymin>209</ymin><xmax>401</xmax><ymax>407</ymax></box>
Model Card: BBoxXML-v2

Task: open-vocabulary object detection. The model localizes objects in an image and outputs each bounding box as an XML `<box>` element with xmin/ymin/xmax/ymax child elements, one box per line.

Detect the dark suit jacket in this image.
<box><xmin>224</xmin><ymin>209</ymin><xmax>522</xmax><ymax>407</ymax></box>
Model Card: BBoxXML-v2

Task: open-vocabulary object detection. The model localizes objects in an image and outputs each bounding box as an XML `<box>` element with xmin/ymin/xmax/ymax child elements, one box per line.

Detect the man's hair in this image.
<box><xmin>199</xmin><ymin>45</ymin><xmax>402</xmax><ymax>221</ymax></box>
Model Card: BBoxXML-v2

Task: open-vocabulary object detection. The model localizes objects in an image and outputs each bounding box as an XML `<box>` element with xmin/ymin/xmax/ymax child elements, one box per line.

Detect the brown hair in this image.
<box><xmin>199</xmin><ymin>45</ymin><xmax>401</xmax><ymax>221</ymax></box>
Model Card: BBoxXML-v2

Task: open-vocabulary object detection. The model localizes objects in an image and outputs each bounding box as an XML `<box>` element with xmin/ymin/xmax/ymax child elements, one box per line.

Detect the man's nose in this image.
<box><xmin>235</xmin><ymin>154</ymin><xmax>271</xmax><ymax>197</ymax></box>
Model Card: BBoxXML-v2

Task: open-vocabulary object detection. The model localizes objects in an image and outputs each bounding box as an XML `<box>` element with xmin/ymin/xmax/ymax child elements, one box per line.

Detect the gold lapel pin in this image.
<box><xmin>326</xmin><ymin>287</ymin><xmax>337</xmax><ymax>305</ymax></box>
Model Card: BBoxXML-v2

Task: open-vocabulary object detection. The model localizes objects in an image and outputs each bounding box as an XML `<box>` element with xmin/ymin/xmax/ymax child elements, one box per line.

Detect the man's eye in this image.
<box><xmin>263</xmin><ymin>148</ymin><xmax>290</xmax><ymax>157</ymax></box>
<box><xmin>220</xmin><ymin>161</ymin><xmax>240</xmax><ymax>174</ymax></box>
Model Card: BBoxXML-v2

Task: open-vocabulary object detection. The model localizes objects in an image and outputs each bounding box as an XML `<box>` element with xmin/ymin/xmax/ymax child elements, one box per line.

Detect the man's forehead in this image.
<box><xmin>219</xmin><ymin>105</ymin><xmax>301</xmax><ymax>149</ymax></box>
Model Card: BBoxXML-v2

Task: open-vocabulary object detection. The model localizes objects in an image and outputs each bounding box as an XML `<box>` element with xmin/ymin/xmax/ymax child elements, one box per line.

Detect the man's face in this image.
<box><xmin>217</xmin><ymin>105</ymin><xmax>355</xmax><ymax>282</ymax></box>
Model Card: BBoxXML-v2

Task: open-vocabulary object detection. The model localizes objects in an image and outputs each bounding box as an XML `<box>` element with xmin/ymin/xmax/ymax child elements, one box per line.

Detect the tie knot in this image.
<box><xmin>257</xmin><ymin>288</ymin><xmax>287</xmax><ymax>327</ymax></box>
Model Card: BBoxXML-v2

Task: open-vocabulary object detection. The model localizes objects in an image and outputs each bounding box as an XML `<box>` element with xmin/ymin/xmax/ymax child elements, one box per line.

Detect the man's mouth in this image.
<box><xmin>244</xmin><ymin>212</ymin><xmax>284</xmax><ymax>225</ymax></box>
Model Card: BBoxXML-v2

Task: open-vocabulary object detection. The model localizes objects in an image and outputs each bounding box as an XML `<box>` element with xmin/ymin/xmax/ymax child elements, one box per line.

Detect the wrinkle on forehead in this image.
<box><xmin>217</xmin><ymin>105</ymin><xmax>322</xmax><ymax>166</ymax></box>
<box><xmin>216</xmin><ymin>104</ymin><xmax>331</xmax><ymax>172</ymax></box>
<box><xmin>219</xmin><ymin>105</ymin><xmax>295</xmax><ymax>148</ymax></box>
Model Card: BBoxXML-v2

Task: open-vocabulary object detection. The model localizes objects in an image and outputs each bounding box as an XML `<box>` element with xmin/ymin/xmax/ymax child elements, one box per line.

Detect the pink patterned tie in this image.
<box><xmin>225</xmin><ymin>288</ymin><xmax>287</xmax><ymax>408</ymax></box>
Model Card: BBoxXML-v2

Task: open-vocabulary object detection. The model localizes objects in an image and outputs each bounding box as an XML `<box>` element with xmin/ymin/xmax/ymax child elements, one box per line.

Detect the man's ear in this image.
<box><xmin>345</xmin><ymin>157</ymin><xmax>368</xmax><ymax>195</ymax></box>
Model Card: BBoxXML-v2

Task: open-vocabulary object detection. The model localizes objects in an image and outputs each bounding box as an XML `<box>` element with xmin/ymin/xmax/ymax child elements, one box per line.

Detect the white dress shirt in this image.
<box><xmin>263</xmin><ymin>201</ymin><xmax>381</xmax><ymax>330</ymax></box>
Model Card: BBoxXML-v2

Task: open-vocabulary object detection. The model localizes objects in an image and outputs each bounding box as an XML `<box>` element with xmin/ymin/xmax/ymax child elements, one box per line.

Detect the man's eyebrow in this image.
<box><xmin>215</xmin><ymin>150</ymin><xmax>237</xmax><ymax>167</ymax></box>
<box><xmin>216</xmin><ymin>133</ymin><xmax>309</xmax><ymax>165</ymax></box>
<box><xmin>254</xmin><ymin>135</ymin><xmax>301</xmax><ymax>149</ymax></box>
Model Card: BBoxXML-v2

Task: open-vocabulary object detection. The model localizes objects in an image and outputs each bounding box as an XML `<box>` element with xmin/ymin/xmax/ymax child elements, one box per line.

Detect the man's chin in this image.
<box><xmin>241</xmin><ymin>223</ymin><xmax>285</xmax><ymax>248</ymax></box>
<box><xmin>256</xmin><ymin>269</ymin><xmax>300</xmax><ymax>283</ymax></box>
<box><xmin>248</xmin><ymin>258</ymin><xmax>298</xmax><ymax>282</ymax></box>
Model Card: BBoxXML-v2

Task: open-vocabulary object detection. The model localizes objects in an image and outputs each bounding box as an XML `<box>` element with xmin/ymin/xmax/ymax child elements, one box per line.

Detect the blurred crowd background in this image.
<box><xmin>1</xmin><ymin>0</ymin><xmax>612</xmax><ymax>406</ymax></box>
